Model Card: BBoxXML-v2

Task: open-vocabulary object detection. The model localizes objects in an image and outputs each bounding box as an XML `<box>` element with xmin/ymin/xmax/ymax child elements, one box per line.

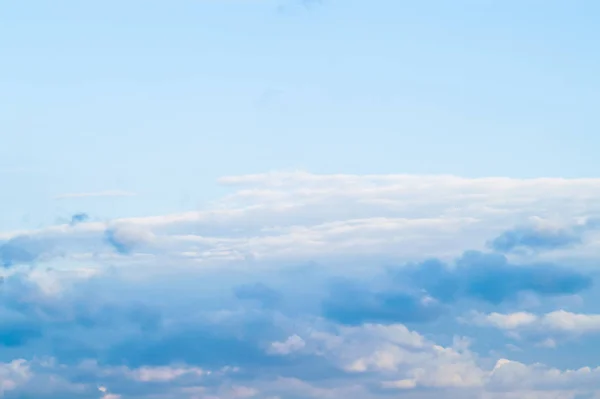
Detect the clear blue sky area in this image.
<box><xmin>2</xmin><ymin>0</ymin><xmax>600</xmax><ymax>229</ymax></box>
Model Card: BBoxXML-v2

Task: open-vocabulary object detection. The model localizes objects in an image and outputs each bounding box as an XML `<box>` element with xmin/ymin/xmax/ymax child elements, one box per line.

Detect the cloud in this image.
<box><xmin>0</xmin><ymin>267</ymin><xmax>598</xmax><ymax>399</ymax></box>
<box><xmin>489</xmin><ymin>217</ymin><xmax>600</xmax><ymax>254</ymax></box>
<box><xmin>469</xmin><ymin>310</ymin><xmax>600</xmax><ymax>336</ymax></box>
<box><xmin>0</xmin><ymin>235</ymin><xmax>50</xmax><ymax>267</ymax></box>
<box><xmin>487</xmin><ymin>358</ymin><xmax>600</xmax><ymax>392</ymax></box>
<box><xmin>0</xmin><ymin>359</ymin><xmax>31</xmax><ymax>396</ymax></box>
<box><xmin>316</xmin><ymin>249</ymin><xmax>591</xmax><ymax>330</ymax></box>
<box><xmin>473</xmin><ymin>311</ymin><xmax>539</xmax><ymax>329</ymax></box>
<box><xmin>406</xmin><ymin>251</ymin><xmax>592</xmax><ymax>304</ymax></box>
<box><xmin>269</xmin><ymin>335</ymin><xmax>306</xmax><ymax>355</ymax></box>
<box><xmin>0</xmin><ymin>272</ymin><xmax>161</xmax><ymax>351</ymax></box>
<box><xmin>0</xmin><ymin>223</ymin><xmax>105</xmax><ymax>268</ymax></box>
<box><xmin>490</xmin><ymin>225</ymin><xmax>581</xmax><ymax>253</ymax></box>
<box><xmin>322</xmin><ymin>281</ymin><xmax>442</xmax><ymax>325</ymax></box>
<box><xmin>9</xmin><ymin>310</ymin><xmax>600</xmax><ymax>399</ymax></box>
<box><xmin>4</xmin><ymin>173</ymin><xmax>600</xmax><ymax>397</ymax></box>
<box><xmin>54</xmin><ymin>191</ymin><xmax>136</xmax><ymax>200</ymax></box>
<box><xmin>69</xmin><ymin>213</ymin><xmax>89</xmax><ymax>226</ymax></box>
<box><xmin>234</xmin><ymin>283</ymin><xmax>283</xmax><ymax>308</ymax></box>
<box><xmin>104</xmin><ymin>225</ymin><xmax>155</xmax><ymax>255</ymax></box>
<box><xmin>6</xmin><ymin>172</ymin><xmax>600</xmax><ymax>267</ymax></box>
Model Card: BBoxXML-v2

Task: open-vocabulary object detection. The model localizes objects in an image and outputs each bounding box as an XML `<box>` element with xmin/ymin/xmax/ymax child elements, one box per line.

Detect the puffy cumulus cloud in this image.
<box><xmin>0</xmin><ymin>358</ymin><xmax>88</xmax><ymax>398</ymax></box>
<box><xmin>0</xmin><ymin>359</ymin><xmax>31</xmax><ymax>396</ymax></box>
<box><xmin>8</xmin><ymin>315</ymin><xmax>600</xmax><ymax>399</ymax></box>
<box><xmin>488</xmin><ymin>358</ymin><xmax>600</xmax><ymax>392</ymax></box>
<box><xmin>290</xmin><ymin>324</ymin><xmax>600</xmax><ymax>397</ymax></box>
<box><xmin>4</xmin><ymin>173</ymin><xmax>600</xmax><ymax>398</ymax></box>
<box><xmin>268</xmin><ymin>335</ymin><xmax>306</xmax><ymax>355</ymax></box>
<box><xmin>0</xmin><ymin>275</ymin><xmax>598</xmax><ymax>398</ymax></box>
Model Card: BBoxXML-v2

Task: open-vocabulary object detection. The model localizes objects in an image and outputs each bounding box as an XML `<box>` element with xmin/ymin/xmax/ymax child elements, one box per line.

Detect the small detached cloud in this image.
<box><xmin>268</xmin><ymin>335</ymin><xmax>306</xmax><ymax>355</ymax></box>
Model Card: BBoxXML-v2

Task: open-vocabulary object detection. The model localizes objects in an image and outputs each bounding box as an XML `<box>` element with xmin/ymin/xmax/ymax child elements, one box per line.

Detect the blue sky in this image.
<box><xmin>3</xmin><ymin>1</ymin><xmax>600</xmax><ymax>398</ymax></box>
<box><xmin>3</xmin><ymin>0</ymin><xmax>600</xmax><ymax>229</ymax></box>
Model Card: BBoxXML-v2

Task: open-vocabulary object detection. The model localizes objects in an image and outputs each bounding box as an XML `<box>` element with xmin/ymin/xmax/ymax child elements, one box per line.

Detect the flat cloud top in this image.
<box><xmin>4</xmin><ymin>172</ymin><xmax>600</xmax><ymax>268</ymax></box>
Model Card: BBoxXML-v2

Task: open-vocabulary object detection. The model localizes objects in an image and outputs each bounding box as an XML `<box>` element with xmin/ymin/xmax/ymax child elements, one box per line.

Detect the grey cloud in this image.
<box><xmin>490</xmin><ymin>218</ymin><xmax>600</xmax><ymax>253</ymax></box>
<box><xmin>406</xmin><ymin>251</ymin><xmax>592</xmax><ymax>304</ymax></box>
<box><xmin>69</xmin><ymin>213</ymin><xmax>89</xmax><ymax>226</ymax></box>
<box><xmin>322</xmin><ymin>281</ymin><xmax>442</xmax><ymax>325</ymax></box>
<box><xmin>0</xmin><ymin>235</ymin><xmax>50</xmax><ymax>267</ymax></box>
<box><xmin>234</xmin><ymin>283</ymin><xmax>283</xmax><ymax>308</ymax></box>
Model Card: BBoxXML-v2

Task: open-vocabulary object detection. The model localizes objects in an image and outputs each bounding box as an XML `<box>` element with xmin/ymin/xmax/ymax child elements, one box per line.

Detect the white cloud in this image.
<box><xmin>328</xmin><ymin>325</ymin><xmax>485</xmax><ymax>389</ymax></box>
<box><xmin>5</xmin><ymin>322</ymin><xmax>600</xmax><ymax>398</ymax></box>
<box><xmin>279</xmin><ymin>321</ymin><xmax>600</xmax><ymax>396</ymax></box>
<box><xmin>0</xmin><ymin>360</ymin><xmax>31</xmax><ymax>396</ymax></box>
<box><xmin>8</xmin><ymin>172</ymin><xmax>600</xmax><ymax>398</ymax></box>
<box><xmin>5</xmin><ymin>172</ymin><xmax>600</xmax><ymax>270</ymax></box>
<box><xmin>468</xmin><ymin>310</ymin><xmax>600</xmax><ymax>336</ymax></box>
<box><xmin>543</xmin><ymin>310</ymin><xmax>600</xmax><ymax>333</ymax></box>
<box><xmin>488</xmin><ymin>357</ymin><xmax>600</xmax><ymax>392</ymax></box>
<box><xmin>127</xmin><ymin>365</ymin><xmax>206</xmax><ymax>382</ymax></box>
<box><xmin>471</xmin><ymin>312</ymin><xmax>539</xmax><ymax>330</ymax></box>
<box><xmin>269</xmin><ymin>334</ymin><xmax>306</xmax><ymax>355</ymax></box>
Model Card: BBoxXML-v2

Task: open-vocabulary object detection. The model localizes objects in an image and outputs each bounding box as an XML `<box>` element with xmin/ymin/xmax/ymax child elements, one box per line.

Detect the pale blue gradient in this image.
<box><xmin>2</xmin><ymin>0</ymin><xmax>600</xmax><ymax>230</ymax></box>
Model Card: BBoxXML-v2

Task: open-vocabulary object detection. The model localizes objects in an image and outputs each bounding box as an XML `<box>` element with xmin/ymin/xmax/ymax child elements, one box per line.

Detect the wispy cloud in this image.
<box><xmin>54</xmin><ymin>190</ymin><xmax>137</xmax><ymax>200</ymax></box>
<box><xmin>5</xmin><ymin>172</ymin><xmax>600</xmax><ymax>267</ymax></box>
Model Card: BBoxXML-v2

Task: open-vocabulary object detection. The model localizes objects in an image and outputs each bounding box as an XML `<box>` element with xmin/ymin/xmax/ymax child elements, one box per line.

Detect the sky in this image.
<box><xmin>2</xmin><ymin>1</ymin><xmax>600</xmax><ymax>398</ymax></box>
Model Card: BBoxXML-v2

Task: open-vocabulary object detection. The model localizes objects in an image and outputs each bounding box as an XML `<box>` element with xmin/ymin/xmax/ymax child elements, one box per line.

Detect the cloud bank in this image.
<box><xmin>3</xmin><ymin>172</ymin><xmax>600</xmax><ymax>398</ymax></box>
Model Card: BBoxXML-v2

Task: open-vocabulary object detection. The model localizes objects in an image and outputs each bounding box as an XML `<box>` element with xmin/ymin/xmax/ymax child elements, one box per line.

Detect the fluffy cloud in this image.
<box><xmin>3</xmin><ymin>173</ymin><xmax>600</xmax><ymax>398</ymax></box>
<box><xmin>0</xmin><ymin>360</ymin><xmax>30</xmax><ymax>396</ymax></box>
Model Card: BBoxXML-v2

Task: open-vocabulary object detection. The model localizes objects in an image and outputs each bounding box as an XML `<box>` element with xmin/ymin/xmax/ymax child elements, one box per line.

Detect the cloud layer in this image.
<box><xmin>3</xmin><ymin>172</ymin><xmax>600</xmax><ymax>398</ymax></box>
